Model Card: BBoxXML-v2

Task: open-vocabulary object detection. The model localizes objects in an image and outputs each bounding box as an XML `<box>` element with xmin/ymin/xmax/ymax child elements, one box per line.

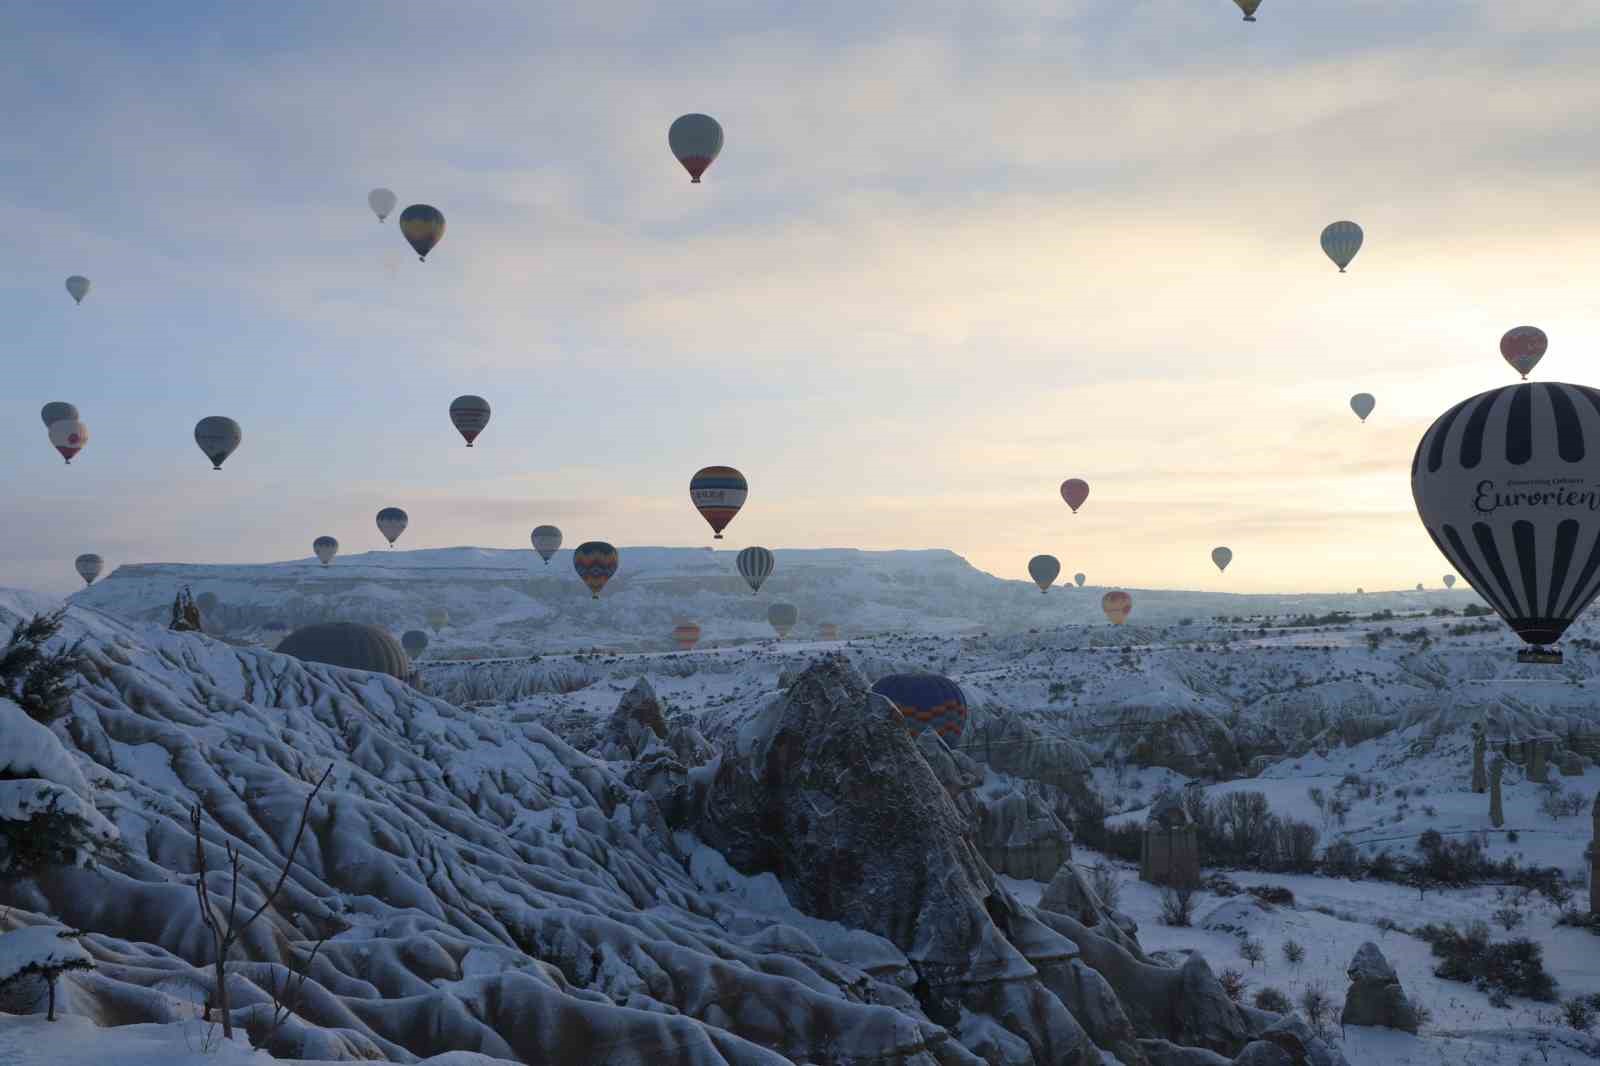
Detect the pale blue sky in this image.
<box><xmin>6</xmin><ymin>1</ymin><xmax>1600</xmax><ymax>595</ymax></box>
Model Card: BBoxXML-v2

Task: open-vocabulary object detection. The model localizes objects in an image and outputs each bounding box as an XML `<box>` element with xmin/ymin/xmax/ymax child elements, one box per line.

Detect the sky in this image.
<box><xmin>5</xmin><ymin>0</ymin><xmax>1600</xmax><ymax>597</ymax></box>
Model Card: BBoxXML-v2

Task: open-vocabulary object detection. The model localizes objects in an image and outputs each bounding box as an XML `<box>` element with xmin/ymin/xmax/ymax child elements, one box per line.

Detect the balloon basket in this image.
<box><xmin>1518</xmin><ymin>647</ymin><xmax>1562</xmax><ymax>665</ymax></box>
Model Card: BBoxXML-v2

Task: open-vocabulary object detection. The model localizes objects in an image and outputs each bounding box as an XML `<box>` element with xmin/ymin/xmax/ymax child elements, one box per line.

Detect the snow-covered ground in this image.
<box><xmin>2</xmin><ymin>549</ymin><xmax>1597</xmax><ymax>1064</ymax></box>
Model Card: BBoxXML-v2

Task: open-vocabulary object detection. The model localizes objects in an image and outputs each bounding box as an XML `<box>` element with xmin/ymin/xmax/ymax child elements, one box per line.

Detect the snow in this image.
<box><xmin>0</xmin><ymin>698</ymin><xmax>91</xmax><ymax>794</ymax></box>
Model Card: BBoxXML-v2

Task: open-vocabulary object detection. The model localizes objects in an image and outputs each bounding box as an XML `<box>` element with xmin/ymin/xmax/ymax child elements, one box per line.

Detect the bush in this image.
<box><xmin>1247</xmin><ymin>884</ymin><xmax>1296</xmax><ymax>906</ymax></box>
<box><xmin>1564</xmin><ymin>996</ymin><xmax>1599</xmax><ymax>1034</ymax></box>
<box><xmin>1282</xmin><ymin>940</ymin><xmax>1305</xmax><ymax>966</ymax></box>
<box><xmin>1491</xmin><ymin>904</ymin><xmax>1524</xmax><ymax>933</ymax></box>
<box><xmin>1299</xmin><ymin>980</ymin><xmax>1333</xmax><ymax>1034</ymax></box>
<box><xmin>1160</xmin><ymin>884</ymin><xmax>1198</xmax><ymax>927</ymax></box>
<box><xmin>1323</xmin><ymin>839</ymin><xmax>1361</xmax><ymax>877</ymax></box>
<box><xmin>1086</xmin><ymin>862</ymin><xmax>1122</xmax><ymax>912</ymax></box>
<box><xmin>1240</xmin><ymin>938</ymin><xmax>1265</xmax><ymax>968</ymax></box>
<box><xmin>1419</xmin><ymin>922</ymin><xmax>1558</xmax><ymax>1002</ymax></box>
<box><xmin>1218</xmin><ymin>967</ymin><xmax>1248</xmax><ymax>1003</ymax></box>
<box><xmin>1253</xmin><ymin>986</ymin><xmax>1292</xmax><ymax>1014</ymax></box>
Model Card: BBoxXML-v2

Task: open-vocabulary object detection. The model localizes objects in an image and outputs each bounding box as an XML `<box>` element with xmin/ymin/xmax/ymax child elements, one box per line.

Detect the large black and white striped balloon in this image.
<box><xmin>1412</xmin><ymin>382</ymin><xmax>1600</xmax><ymax>647</ymax></box>
<box><xmin>736</xmin><ymin>546</ymin><xmax>774</xmax><ymax>594</ymax></box>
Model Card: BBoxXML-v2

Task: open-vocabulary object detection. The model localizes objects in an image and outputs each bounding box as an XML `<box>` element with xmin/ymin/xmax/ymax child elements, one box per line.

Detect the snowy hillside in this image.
<box><xmin>68</xmin><ymin>545</ymin><xmax>1493</xmax><ymax>659</ymax></box>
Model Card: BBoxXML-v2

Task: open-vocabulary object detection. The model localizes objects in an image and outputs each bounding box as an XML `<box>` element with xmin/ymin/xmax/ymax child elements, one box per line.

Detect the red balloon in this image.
<box><xmin>1060</xmin><ymin>479</ymin><xmax>1089</xmax><ymax>513</ymax></box>
<box><xmin>1499</xmin><ymin>326</ymin><xmax>1547</xmax><ymax>380</ymax></box>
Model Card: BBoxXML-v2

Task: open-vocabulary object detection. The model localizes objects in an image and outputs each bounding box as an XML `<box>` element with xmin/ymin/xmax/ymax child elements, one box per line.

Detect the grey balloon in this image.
<box><xmin>668</xmin><ymin>114</ymin><xmax>724</xmax><ymax>182</ymax></box>
<box><xmin>1027</xmin><ymin>554</ymin><xmax>1060</xmax><ymax>592</ymax></box>
<box><xmin>1321</xmin><ymin>221</ymin><xmax>1364</xmax><ymax>272</ymax></box>
<box><xmin>1350</xmin><ymin>393</ymin><xmax>1376</xmax><ymax>422</ymax></box>
<box><xmin>313</xmin><ymin>536</ymin><xmax>339</xmax><ymax>566</ymax></box>
<box><xmin>275</xmin><ymin>622</ymin><xmax>411</xmax><ymax>680</ymax></box>
<box><xmin>737</xmin><ymin>546</ymin><xmax>775</xmax><ymax>594</ymax></box>
<box><xmin>74</xmin><ymin>553</ymin><xmax>103</xmax><ymax>586</ymax></box>
<box><xmin>41</xmin><ymin>402</ymin><xmax>79</xmax><ymax>428</ymax></box>
<box><xmin>377</xmin><ymin>507</ymin><xmax>409</xmax><ymax>547</ymax></box>
<box><xmin>65</xmin><ymin>276</ymin><xmax>90</xmax><ymax>304</ymax></box>
<box><xmin>767</xmin><ymin>601</ymin><xmax>798</xmax><ymax>638</ymax></box>
<box><xmin>1074</xmin><ymin>573</ymin><xmax>1087</xmax><ymax>587</ymax></box>
<box><xmin>194</xmin><ymin>416</ymin><xmax>242</xmax><ymax>470</ymax></box>
<box><xmin>401</xmin><ymin>629</ymin><xmax>429</xmax><ymax>659</ymax></box>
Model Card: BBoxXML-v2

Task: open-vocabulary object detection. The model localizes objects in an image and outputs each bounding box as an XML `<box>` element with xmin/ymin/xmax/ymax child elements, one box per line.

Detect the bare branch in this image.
<box><xmin>234</xmin><ymin>764</ymin><xmax>331</xmax><ymax>937</ymax></box>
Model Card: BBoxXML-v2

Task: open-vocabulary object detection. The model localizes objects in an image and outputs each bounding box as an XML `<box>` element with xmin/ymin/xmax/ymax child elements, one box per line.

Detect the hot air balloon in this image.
<box><xmin>1321</xmin><ymin>221</ymin><xmax>1363</xmax><ymax>272</ymax></box>
<box><xmin>49</xmin><ymin>419</ymin><xmax>88</xmax><ymax>464</ymax></box>
<box><xmin>1411</xmin><ymin>381</ymin><xmax>1600</xmax><ymax>663</ymax></box>
<box><xmin>767</xmin><ymin>602</ymin><xmax>798</xmax><ymax>639</ymax></box>
<box><xmin>1444</xmin><ymin>574</ymin><xmax>1457</xmax><ymax>589</ymax></box>
<box><xmin>426</xmin><ymin>606</ymin><xmax>449</xmax><ymax>634</ymax></box>
<box><xmin>1028</xmin><ymin>554</ymin><xmax>1060</xmax><ymax>593</ymax></box>
<box><xmin>368</xmin><ymin>188</ymin><xmax>397</xmax><ymax>222</ymax></box>
<box><xmin>531</xmin><ymin>525</ymin><xmax>562</xmax><ymax>564</ymax></box>
<box><xmin>1074</xmin><ymin>573</ymin><xmax>1086</xmax><ymax>587</ymax></box>
<box><xmin>1500</xmin><ymin>327</ymin><xmax>1547</xmax><ymax>381</ymax></box>
<box><xmin>376</xmin><ymin>507</ymin><xmax>409</xmax><ymax>547</ymax></box>
<box><xmin>449</xmin><ymin>395</ymin><xmax>491</xmax><ymax>446</ymax></box>
<box><xmin>669</xmin><ymin>114</ymin><xmax>723</xmax><ymax>183</ymax></box>
<box><xmin>1357</xmin><ymin>587</ymin><xmax>1365</xmax><ymax>595</ymax></box>
<box><xmin>1102</xmin><ymin>590</ymin><xmax>1132</xmax><ymax>624</ymax></box>
<box><xmin>313</xmin><ymin>536</ymin><xmax>339</xmax><ymax>566</ymax></box>
<box><xmin>573</xmin><ymin>542</ymin><xmax>619</xmax><ymax>599</ymax></box>
<box><xmin>74</xmin><ymin>553</ymin><xmax>103</xmax><ymax>586</ymax></box>
<box><xmin>1416</xmin><ymin>583</ymin><xmax>1425</xmax><ymax>591</ymax></box>
<box><xmin>1350</xmin><ymin>393</ymin><xmax>1376</xmax><ymax>422</ymax></box>
<box><xmin>194</xmin><ymin>416</ymin><xmax>242</xmax><ymax>470</ymax></box>
<box><xmin>1212</xmin><ymin>546</ymin><xmax>1233</xmax><ymax>573</ymax></box>
<box><xmin>735</xmin><ymin>546</ymin><xmax>775</xmax><ymax>594</ymax></box>
<box><xmin>40</xmin><ymin>402</ymin><xmax>78</xmax><ymax>428</ymax></box>
<box><xmin>401</xmin><ymin>629</ymin><xmax>429</xmax><ymax>659</ymax></box>
<box><xmin>399</xmin><ymin>204</ymin><xmax>445</xmax><ymax>261</ymax></box>
<box><xmin>1060</xmin><ymin>479</ymin><xmax>1090</xmax><ymax>513</ymax></box>
<box><xmin>819</xmin><ymin>622</ymin><xmax>840</xmax><ymax>641</ymax></box>
<box><xmin>672</xmin><ymin>621</ymin><xmax>701</xmax><ymax>651</ymax></box>
<box><xmin>64</xmin><ymin>276</ymin><xmax>90</xmax><ymax>305</ymax></box>
<box><xmin>870</xmin><ymin>673</ymin><xmax>969</xmax><ymax>742</ymax></box>
<box><xmin>1234</xmin><ymin>0</ymin><xmax>1262</xmax><ymax>19</ymax></box>
<box><xmin>690</xmin><ymin>466</ymin><xmax>747</xmax><ymax>539</ymax></box>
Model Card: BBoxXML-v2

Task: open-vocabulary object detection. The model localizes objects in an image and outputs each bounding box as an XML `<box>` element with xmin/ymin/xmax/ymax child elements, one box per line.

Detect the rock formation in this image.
<box><xmin>599</xmin><ymin>676</ymin><xmax>669</xmax><ymax>760</ymax></box>
<box><xmin>1528</xmin><ymin>736</ymin><xmax>1550</xmax><ymax>784</ymax></box>
<box><xmin>1489</xmin><ymin>755</ymin><xmax>1505</xmax><ymax>828</ymax></box>
<box><xmin>1592</xmin><ymin>793</ymin><xmax>1600</xmax><ymax>916</ymax></box>
<box><xmin>1339</xmin><ymin>942</ymin><xmax>1419</xmax><ymax>1033</ymax></box>
<box><xmin>1471</xmin><ymin>722</ymin><xmax>1487</xmax><ymax>793</ymax></box>
<box><xmin>1141</xmin><ymin>790</ymin><xmax>1201</xmax><ymax>887</ymax></box>
<box><xmin>167</xmin><ymin>586</ymin><xmax>202</xmax><ymax>632</ymax></box>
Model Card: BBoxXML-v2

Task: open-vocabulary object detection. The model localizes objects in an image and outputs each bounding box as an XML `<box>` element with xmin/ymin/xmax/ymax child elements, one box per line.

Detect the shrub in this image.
<box><xmin>1240</xmin><ymin>938</ymin><xmax>1265</xmax><ymax>968</ymax></box>
<box><xmin>1086</xmin><ymin>862</ymin><xmax>1122</xmax><ymax>912</ymax></box>
<box><xmin>1491</xmin><ymin>904</ymin><xmax>1524</xmax><ymax>933</ymax></box>
<box><xmin>1419</xmin><ymin>922</ymin><xmax>1558</xmax><ymax>1002</ymax></box>
<box><xmin>1160</xmin><ymin>884</ymin><xmax>1198</xmax><ymax>927</ymax></box>
<box><xmin>1218</xmin><ymin>967</ymin><xmax>1248</xmax><ymax>1003</ymax></box>
<box><xmin>1282</xmin><ymin>940</ymin><xmax>1305</xmax><ymax>966</ymax></box>
<box><xmin>1299</xmin><ymin>980</ymin><xmax>1333</xmax><ymax>1034</ymax></box>
<box><xmin>1562</xmin><ymin>995</ymin><xmax>1600</xmax><ymax>1034</ymax></box>
<box><xmin>1247</xmin><ymin>884</ymin><xmax>1295</xmax><ymax>907</ymax></box>
<box><xmin>1323</xmin><ymin>839</ymin><xmax>1361</xmax><ymax>877</ymax></box>
<box><xmin>1253</xmin><ymin>986</ymin><xmax>1292</xmax><ymax>1014</ymax></box>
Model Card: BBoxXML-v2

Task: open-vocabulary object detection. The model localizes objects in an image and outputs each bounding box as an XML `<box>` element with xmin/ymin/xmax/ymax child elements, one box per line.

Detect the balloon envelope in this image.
<box><xmin>531</xmin><ymin>525</ymin><xmax>562</xmax><ymax>563</ymax></box>
<box><xmin>819</xmin><ymin>622</ymin><xmax>840</xmax><ymax>641</ymax></box>
<box><xmin>1102</xmin><ymin>590</ymin><xmax>1133</xmax><ymax>624</ymax></box>
<box><xmin>426</xmin><ymin>606</ymin><xmax>449</xmax><ymax>633</ymax></box>
<box><xmin>194</xmin><ymin>416</ymin><xmax>242</xmax><ymax>469</ymax></box>
<box><xmin>1444</xmin><ymin>574</ymin><xmax>1457</xmax><ymax>589</ymax></box>
<box><xmin>767</xmin><ymin>602</ymin><xmax>798</xmax><ymax>638</ymax></box>
<box><xmin>64</xmin><ymin>276</ymin><xmax>90</xmax><ymax>304</ymax></box>
<box><xmin>313</xmin><ymin>536</ymin><xmax>339</xmax><ymax>566</ymax></box>
<box><xmin>573</xmin><ymin>542</ymin><xmax>619</xmax><ymax>599</ymax></box>
<box><xmin>668</xmin><ymin>114</ymin><xmax>724</xmax><ymax>182</ymax></box>
<box><xmin>368</xmin><ymin>187</ymin><xmax>397</xmax><ymax>221</ymax></box>
<box><xmin>1500</xmin><ymin>327</ymin><xmax>1548</xmax><ymax>380</ymax></box>
<box><xmin>1060</xmin><ymin>479</ymin><xmax>1090</xmax><ymax>513</ymax></box>
<box><xmin>1350</xmin><ymin>393</ymin><xmax>1376</xmax><ymax>422</ymax></box>
<box><xmin>399</xmin><ymin>204</ymin><xmax>445</xmax><ymax>260</ymax></box>
<box><xmin>1212</xmin><ymin>546</ymin><xmax>1233</xmax><ymax>572</ymax></box>
<box><xmin>49</xmin><ymin>419</ymin><xmax>88</xmax><ymax>464</ymax></box>
<box><xmin>376</xmin><ymin>507</ymin><xmax>409</xmax><ymax>546</ymax></box>
<box><xmin>1028</xmin><ymin>554</ymin><xmax>1060</xmax><ymax>592</ymax></box>
<box><xmin>690</xmin><ymin>466</ymin><xmax>747</xmax><ymax>538</ymax></box>
<box><xmin>40</xmin><ymin>402</ymin><xmax>78</xmax><ymax>428</ymax></box>
<box><xmin>449</xmin><ymin>395</ymin><xmax>491</xmax><ymax>446</ymax></box>
<box><xmin>401</xmin><ymin>629</ymin><xmax>429</xmax><ymax>658</ymax></box>
<box><xmin>1074</xmin><ymin>573</ymin><xmax>1086</xmax><ymax>587</ymax></box>
<box><xmin>74</xmin><ymin>553</ymin><xmax>103</xmax><ymax>586</ymax></box>
<box><xmin>672</xmin><ymin>621</ymin><xmax>701</xmax><ymax>651</ymax></box>
<box><xmin>1321</xmin><ymin>221</ymin><xmax>1364</xmax><ymax>272</ymax></box>
<box><xmin>1412</xmin><ymin>382</ymin><xmax>1600</xmax><ymax>647</ymax></box>
<box><xmin>1235</xmin><ymin>0</ymin><xmax>1262</xmax><ymax>18</ymax></box>
<box><xmin>737</xmin><ymin>546</ymin><xmax>775</xmax><ymax>593</ymax></box>
<box><xmin>870</xmin><ymin>673</ymin><xmax>968</xmax><ymax>742</ymax></box>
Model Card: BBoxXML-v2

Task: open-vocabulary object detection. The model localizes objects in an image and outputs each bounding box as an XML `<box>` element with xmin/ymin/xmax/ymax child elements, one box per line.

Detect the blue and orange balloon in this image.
<box><xmin>871</xmin><ymin>673</ymin><xmax>969</xmax><ymax>742</ymax></box>
<box><xmin>573</xmin><ymin>541</ymin><xmax>619</xmax><ymax>599</ymax></box>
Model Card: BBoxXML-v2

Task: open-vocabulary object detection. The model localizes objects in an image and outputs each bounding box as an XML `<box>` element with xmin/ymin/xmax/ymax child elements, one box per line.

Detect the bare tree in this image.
<box><xmin>190</xmin><ymin>764</ymin><xmax>330</xmax><ymax>1040</ymax></box>
<box><xmin>252</xmin><ymin>933</ymin><xmax>329</xmax><ymax>1049</ymax></box>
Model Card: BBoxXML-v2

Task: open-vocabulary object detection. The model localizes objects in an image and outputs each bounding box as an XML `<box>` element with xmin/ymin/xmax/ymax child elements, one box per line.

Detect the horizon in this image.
<box><xmin>8</xmin><ymin>3</ymin><xmax>1599</xmax><ymax>599</ymax></box>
